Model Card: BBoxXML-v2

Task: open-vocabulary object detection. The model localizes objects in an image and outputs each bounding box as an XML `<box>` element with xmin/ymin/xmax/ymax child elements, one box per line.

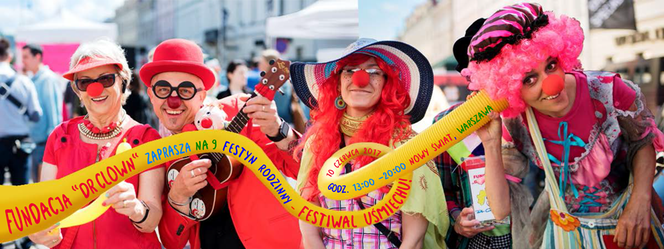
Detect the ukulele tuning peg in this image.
<box><xmin>260</xmin><ymin>71</ymin><xmax>266</xmax><ymax>77</ymax></box>
<box><xmin>269</xmin><ymin>59</ymin><xmax>275</xmax><ymax>65</ymax></box>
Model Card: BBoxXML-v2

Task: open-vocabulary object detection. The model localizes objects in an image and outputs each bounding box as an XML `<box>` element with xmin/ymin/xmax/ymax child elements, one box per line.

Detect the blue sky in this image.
<box><xmin>359</xmin><ymin>0</ymin><xmax>427</xmax><ymax>40</ymax></box>
<box><xmin>0</xmin><ymin>0</ymin><xmax>124</xmax><ymax>34</ymax></box>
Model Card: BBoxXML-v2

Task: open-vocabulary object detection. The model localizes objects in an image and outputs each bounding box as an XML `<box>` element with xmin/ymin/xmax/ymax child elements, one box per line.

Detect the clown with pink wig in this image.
<box><xmin>456</xmin><ymin>2</ymin><xmax>664</xmax><ymax>248</ymax></box>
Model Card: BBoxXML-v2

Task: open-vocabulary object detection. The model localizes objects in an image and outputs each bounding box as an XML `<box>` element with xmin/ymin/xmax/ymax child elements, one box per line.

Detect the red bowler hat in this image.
<box><xmin>140</xmin><ymin>39</ymin><xmax>215</xmax><ymax>90</ymax></box>
<box><xmin>63</xmin><ymin>56</ymin><xmax>123</xmax><ymax>81</ymax></box>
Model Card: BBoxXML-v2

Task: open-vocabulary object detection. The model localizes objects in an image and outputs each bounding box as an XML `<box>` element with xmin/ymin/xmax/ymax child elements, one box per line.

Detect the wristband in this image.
<box><xmin>167</xmin><ymin>199</ymin><xmax>197</xmax><ymax>221</ymax></box>
<box><xmin>130</xmin><ymin>200</ymin><xmax>150</xmax><ymax>224</ymax></box>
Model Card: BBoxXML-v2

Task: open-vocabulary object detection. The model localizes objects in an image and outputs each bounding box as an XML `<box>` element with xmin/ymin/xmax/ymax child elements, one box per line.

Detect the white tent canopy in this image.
<box><xmin>15</xmin><ymin>9</ymin><xmax>117</xmax><ymax>44</ymax></box>
<box><xmin>266</xmin><ymin>0</ymin><xmax>358</xmax><ymax>40</ymax></box>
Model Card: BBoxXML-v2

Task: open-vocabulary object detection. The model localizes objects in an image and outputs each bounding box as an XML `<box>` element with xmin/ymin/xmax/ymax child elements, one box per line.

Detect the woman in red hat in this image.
<box><xmin>28</xmin><ymin>39</ymin><xmax>164</xmax><ymax>249</ymax></box>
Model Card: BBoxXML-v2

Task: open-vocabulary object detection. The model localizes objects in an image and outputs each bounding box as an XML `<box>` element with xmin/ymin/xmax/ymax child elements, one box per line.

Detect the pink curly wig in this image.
<box><xmin>461</xmin><ymin>10</ymin><xmax>584</xmax><ymax>118</ymax></box>
<box><xmin>296</xmin><ymin>53</ymin><xmax>412</xmax><ymax>201</ymax></box>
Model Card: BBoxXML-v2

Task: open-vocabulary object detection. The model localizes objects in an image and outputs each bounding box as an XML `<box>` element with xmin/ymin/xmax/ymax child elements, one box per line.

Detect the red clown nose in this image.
<box><xmin>200</xmin><ymin>118</ymin><xmax>213</xmax><ymax>129</ymax></box>
<box><xmin>87</xmin><ymin>83</ymin><xmax>104</xmax><ymax>97</ymax></box>
<box><xmin>167</xmin><ymin>96</ymin><xmax>182</xmax><ymax>109</ymax></box>
<box><xmin>542</xmin><ymin>74</ymin><xmax>564</xmax><ymax>96</ymax></box>
<box><xmin>352</xmin><ymin>70</ymin><xmax>370</xmax><ymax>87</ymax></box>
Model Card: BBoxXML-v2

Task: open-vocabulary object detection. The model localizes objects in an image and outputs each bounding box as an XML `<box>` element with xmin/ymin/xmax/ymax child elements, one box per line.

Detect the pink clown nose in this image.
<box><xmin>87</xmin><ymin>82</ymin><xmax>104</xmax><ymax>97</ymax></box>
<box><xmin>352</xmin><ymin>70</ymin><xmax>370</xmax><ymax>88</ymax></box>
<box><xmin>542</xmin><ymin>74</ymin><xmax>564</xmax><ymax>96</ymax></box>
<box><xmin>167</xmin><ymin>96</ymin><xmax>182</xmax><ymax>109</ymax></box>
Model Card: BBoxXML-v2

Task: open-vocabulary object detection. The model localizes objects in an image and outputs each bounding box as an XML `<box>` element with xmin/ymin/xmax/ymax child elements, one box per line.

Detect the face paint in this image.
<box><xmin>542</xmin><ymin>74</ymin><xmax>564</xmax><ymax>96</ymax></box>
<box><xmin>167</xmin><ymin>96</ymin><xmax>182</xmax><ymax>109</ymax></box>
<box><xmin>352</xmin><ymin>70</ymin><xmax>370</xmax><ymax>88</ymax></box>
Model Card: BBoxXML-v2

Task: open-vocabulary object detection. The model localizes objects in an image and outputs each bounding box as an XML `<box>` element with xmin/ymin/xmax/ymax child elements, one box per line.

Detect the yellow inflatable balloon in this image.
<box><xmin>116</xmin><ymin>138</ymin><xmax>133</xmax><ymax>153</ymax></box>
<box><xmin>0</xmin><ymin>90</ymin><xmax>506</xmax><ymax>242</ymax></box>
<box><xmin>56</xmin><ymin>193</ymin><xmax>108</xmax><ymax>228</ymax></box>
<box><xmin>318</xmin><ymin>91</ymin><xmax>508</xmax><ymax>200</ymax></box>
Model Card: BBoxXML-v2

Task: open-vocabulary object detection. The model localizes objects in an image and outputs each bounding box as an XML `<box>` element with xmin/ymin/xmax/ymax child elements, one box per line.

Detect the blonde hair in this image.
<box><xmin>69</xmin><ymin>39</ymin><xmax>131</xmax><ymax>104</ymax></box>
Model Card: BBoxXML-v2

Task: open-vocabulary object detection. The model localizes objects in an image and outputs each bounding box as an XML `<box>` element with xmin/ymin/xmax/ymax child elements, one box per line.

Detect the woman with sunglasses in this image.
<box><xmin>28</xmin><ymin>39</ymin><xmax>164</xmax><ymax>249</ymax></box>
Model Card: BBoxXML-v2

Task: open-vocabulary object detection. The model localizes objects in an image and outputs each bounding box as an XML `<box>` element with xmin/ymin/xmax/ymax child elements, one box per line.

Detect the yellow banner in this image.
<box><xmin>0</xmin><ymin>90</ymin><xmax>507</xmax><ymax>242</ymax></box>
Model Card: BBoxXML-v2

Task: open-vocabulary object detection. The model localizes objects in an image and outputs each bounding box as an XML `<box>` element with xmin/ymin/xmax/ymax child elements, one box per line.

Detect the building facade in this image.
<box><xmin>115</xmin><ymin>0</ymin><xmax>327</xmax><ymax>69</ymax></box>
<box><xmin>588</xmin><ymin>0</ymin><xmax>664</xmax><ymax>108</ymax></box>
<box><xmin>115</xmin><ymin>0</ymin><xmax>140</xmax><ymax>47</ymax></box>
<box><xmin>399</xmin><ymin>0</ymin><xmax>591</xmax><ymax>70</ymax></box>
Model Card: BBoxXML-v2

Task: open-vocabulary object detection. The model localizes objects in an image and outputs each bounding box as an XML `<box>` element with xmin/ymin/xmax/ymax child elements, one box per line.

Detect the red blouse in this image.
<box><xmin>43</xmin><ymin>117</ymin><xmax>163</xmax><ymax>249</ymax></box>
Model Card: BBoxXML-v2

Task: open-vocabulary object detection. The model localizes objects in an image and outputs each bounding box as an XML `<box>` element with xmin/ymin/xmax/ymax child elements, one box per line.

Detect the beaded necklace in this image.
<box><xmin>78</xmin><ymin>110</ymin><xmax>127</xmax><ymax>140</ymax></box>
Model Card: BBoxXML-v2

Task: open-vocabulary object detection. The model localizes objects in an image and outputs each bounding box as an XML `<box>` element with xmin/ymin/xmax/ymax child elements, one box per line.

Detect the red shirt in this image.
<box><xmin>43</xmin><ymin>117</ymin><xmax>163</xmax><ymax>249</ymax></box>
<box><xmin>159</xmin><ymin>95</ymin><xmax>302</xmax><ymax>249</ymax></box>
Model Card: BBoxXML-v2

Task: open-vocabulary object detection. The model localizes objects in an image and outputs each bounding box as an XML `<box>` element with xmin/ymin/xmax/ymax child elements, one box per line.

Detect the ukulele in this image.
<box><xmin>165</xmin><ymin>59</ymin><xmax>292</xmax><ymax>221</ymax></box>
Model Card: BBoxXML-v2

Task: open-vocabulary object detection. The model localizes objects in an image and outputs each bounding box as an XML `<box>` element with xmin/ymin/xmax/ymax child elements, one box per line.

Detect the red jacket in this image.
<box><xmin>159</xmin><ymin>95</ymin><xmax>302</xmax><ymax>249</ymax></box>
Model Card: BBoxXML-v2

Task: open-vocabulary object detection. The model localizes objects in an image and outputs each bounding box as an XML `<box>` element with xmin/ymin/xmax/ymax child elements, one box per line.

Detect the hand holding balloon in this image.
<box><xmin>102</xmin><ymin>181</ymin><xmax>145</xmax><ymax>222</ymax></box>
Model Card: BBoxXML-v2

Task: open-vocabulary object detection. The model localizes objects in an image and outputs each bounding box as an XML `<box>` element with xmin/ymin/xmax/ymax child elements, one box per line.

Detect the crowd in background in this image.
<box><xmin>0</xmin><ymin>38</ymin><xmax>310</xmax><ymax>185</ymax></box>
